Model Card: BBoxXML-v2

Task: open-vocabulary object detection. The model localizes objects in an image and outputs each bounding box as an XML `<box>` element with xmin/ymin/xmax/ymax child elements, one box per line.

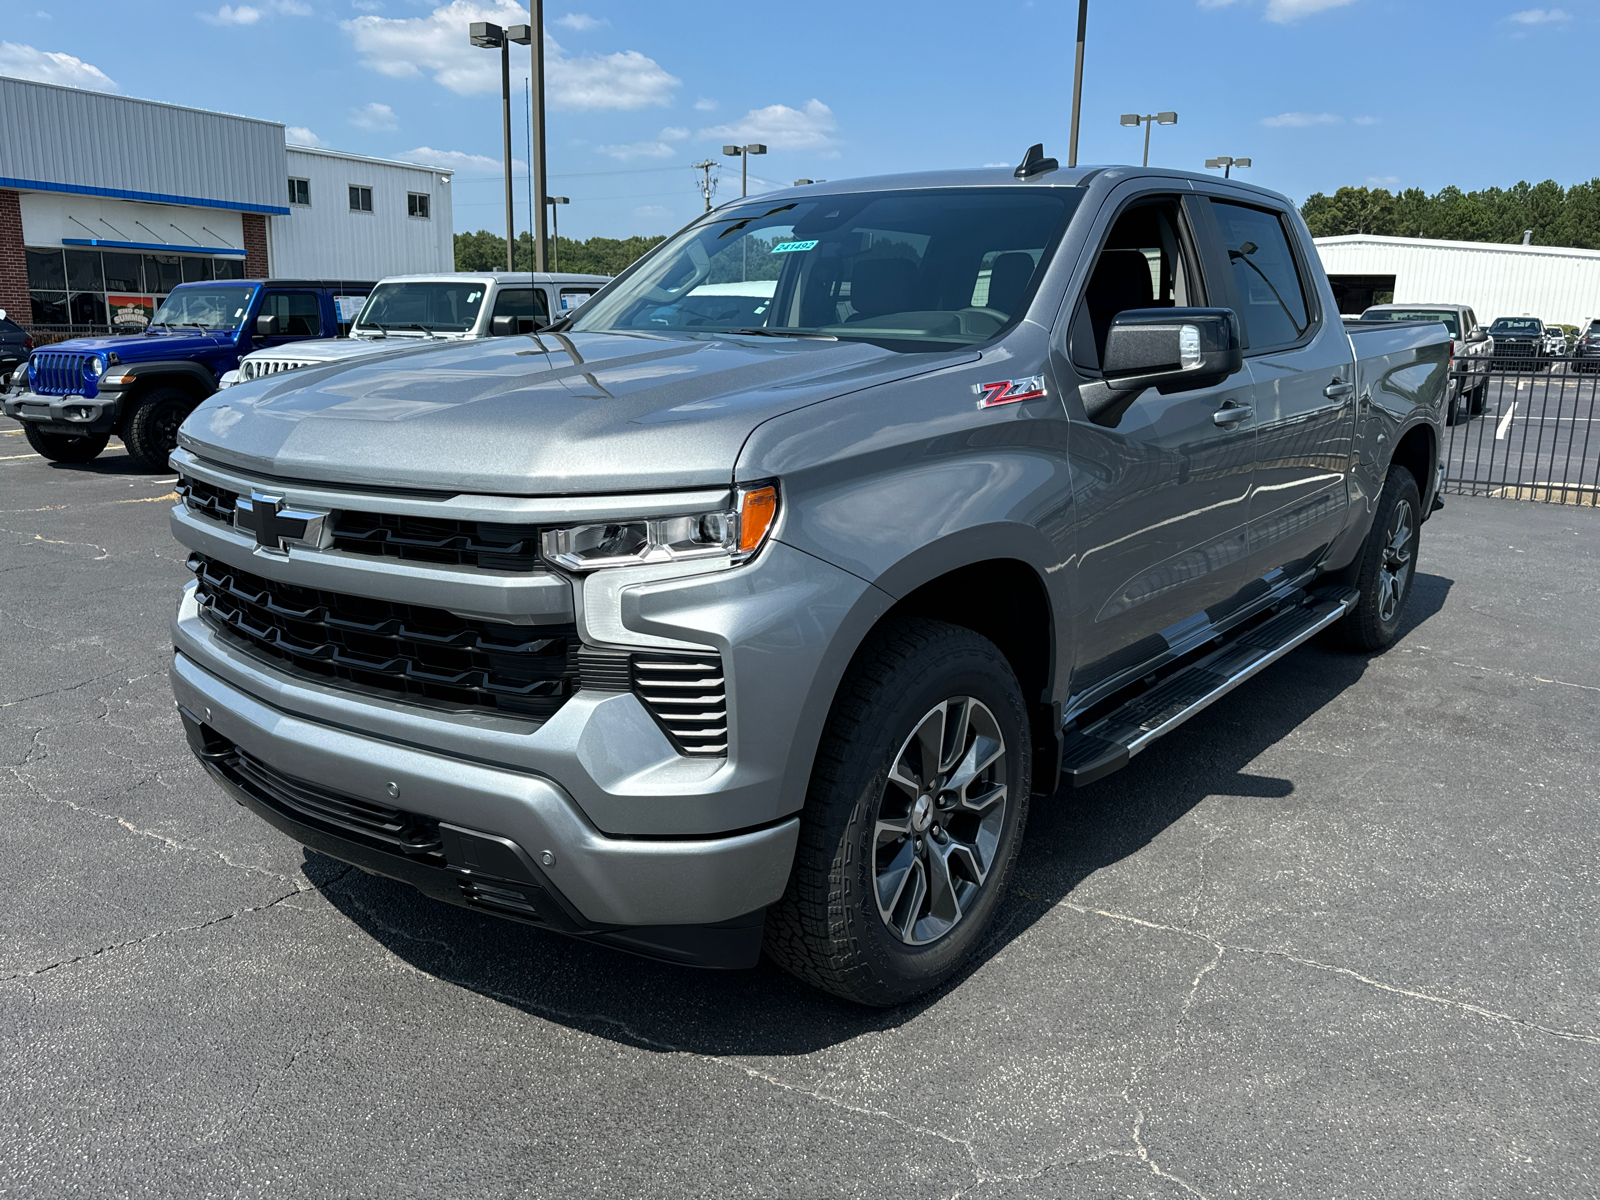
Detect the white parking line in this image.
<box><xmin>1496</xmin><ymin>402</ymin><xmax>1519</xmax><ymax>441</ymax></box>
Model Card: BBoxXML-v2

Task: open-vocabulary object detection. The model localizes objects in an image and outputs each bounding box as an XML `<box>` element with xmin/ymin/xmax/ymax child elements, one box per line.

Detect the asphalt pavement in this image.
<box><xmin>2</xmin><ymin>414</ymin><xmax>1598</xmax><ymax>1199</ymax></box>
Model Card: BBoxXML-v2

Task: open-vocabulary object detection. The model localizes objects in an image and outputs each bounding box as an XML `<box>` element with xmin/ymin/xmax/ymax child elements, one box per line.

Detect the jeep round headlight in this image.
<box><xmin>541</xmin><ymin>483</ymin><xmax>778</xmax><ymax>572</ymax></box>
<box><xmin>85</xmin><ymin>356</ymin><xmax>106</xmax><ymax>378</ymax></box>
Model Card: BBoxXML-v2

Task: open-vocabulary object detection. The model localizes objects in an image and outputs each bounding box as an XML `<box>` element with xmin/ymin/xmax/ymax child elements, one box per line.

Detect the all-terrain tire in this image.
<box><xmin>1331</xmin><ymin>467</ymin><xmax>1422</xmax><ymax>653</ymax></box>
<box><xmin>23</xmin><ymin>424</ymin><xmax>109</xmax><ymax>463</ymax></box>
<box><xmin>764</xmin><ymin>617</ymin><xmax>1031</xmax><ymax>1007</ymax></box>
<box><xmin>1470</xmin><ymin>379</ymin><xmax>1489</xmax><ymax>414</ymax></box>
<box><xmin>121</xmin><ymin>386</ymin><xmax>196</xmax><ymax>472</ymax></box>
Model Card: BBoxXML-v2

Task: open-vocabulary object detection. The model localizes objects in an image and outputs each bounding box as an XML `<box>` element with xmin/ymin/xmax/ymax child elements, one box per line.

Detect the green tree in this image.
<box><xmin>1301</xmin><ymin>177</ymin><xmax>1600</xmax><ymax>248</ymax></box>
<box><xmin>454</xmin><ymin>230</ymin><xmax>668</xmax><ymax>275</ymax></box>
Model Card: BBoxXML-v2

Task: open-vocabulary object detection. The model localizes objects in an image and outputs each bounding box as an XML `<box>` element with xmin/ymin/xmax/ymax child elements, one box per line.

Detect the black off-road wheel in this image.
<box><xmin>121</xmin><ymin>386</ymin><xmax>195</xmax><ymax>472</ymax></box>
<box><xmin>1331</xmin><ymin>467</ymin><xmax>1421</xmax><ymax>653</ymax></box>
<box><xmin>764</xmin><ymin>618</ymin><xmax>1031</xmax><ymax>1007</ymax></box>
<box><xmin>23</xmin><ymin>425</ymin><xmax>109</xmax><ymax>463</ymax></box>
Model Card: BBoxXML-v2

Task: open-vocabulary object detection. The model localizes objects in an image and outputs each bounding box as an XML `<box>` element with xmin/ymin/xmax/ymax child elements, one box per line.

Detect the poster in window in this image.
<box><xmin>109</xmin><ymin>295</ymin><xmax>155</xmax><ymax>331</ymax></box>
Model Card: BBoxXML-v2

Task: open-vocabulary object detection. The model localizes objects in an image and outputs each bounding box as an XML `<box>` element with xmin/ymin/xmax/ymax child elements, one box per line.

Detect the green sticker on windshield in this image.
<box><xmin>771</xmin><ymin>240</ymin><xmax>819</xmax><ymax>254</ymax></box>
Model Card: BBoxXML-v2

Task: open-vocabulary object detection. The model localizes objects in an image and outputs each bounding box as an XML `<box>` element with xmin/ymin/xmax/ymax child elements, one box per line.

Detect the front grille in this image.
<box><xmin>191</xmin><ymin>553</ymin><xmax>578</xmax><ymax>719</ymax></box>
<box><xmin>30</xmin><ymin>351</ymin><xmax>88</xmax><ymax>396</ymax></box>
<box><xmin>1496</xmin><ymin>339</ymin><xmax>1538</xmax><ymax>358</ymax></box>
<box><xmin>632</xmin><ymin>653</ymin><xmax>728</xmax><ymax>755</ymax></box>
<box><xmin>225</xmin><ymin>747</ymin><xmax>445</xmax><ymax>862</ymax></box>
<box><xmin>176</xmin><ymin>473</ymin><xmax>542</xmax><ymax>571</ymax></box>
<box><xmin>242</xmin><ymin>358</ymin><xmax>317</xmax><ymax>382</ymax></box>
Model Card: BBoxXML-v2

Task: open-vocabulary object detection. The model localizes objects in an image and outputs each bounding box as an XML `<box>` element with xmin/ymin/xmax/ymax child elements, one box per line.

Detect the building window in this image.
<box><xmin>349</xmin><ymin>185</ymin><xmax>373</xmax><ymax>214</ymax></box>
<box><xmin>288</xmin><ymin>177</ymin><xmax>311</xmax><ymax>206</ymax></box>
<box><xmin>19</xmin><ymin>246</ymin><xmax>241</xmax><ymax>332</ymax></box>
<box><xmin>407</xmin><ymin>192</ymin><xmax>431</xmax><ymax>220</ymax></box>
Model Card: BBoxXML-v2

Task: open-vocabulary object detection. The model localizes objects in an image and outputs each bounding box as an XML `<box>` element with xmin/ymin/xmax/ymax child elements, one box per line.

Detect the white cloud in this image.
<box><xmin>596</xmin><ymin>136</ymin><xmax>678</xmax><ymax>161</ymax></box>
<box><xmin>286</xmin><ymin>125</ymin><xmax>325</xmax><ymax>146</ymax></box>
<box><xmin>270</xmin><ymin>0</ymin><xmax>313</xmax><ymax>14</ymax></box>
<box><xmin>0</xmin><ymin>41</ymin><xmax>117</xmax><ymax>90</ymax></box>
<box><xmin>399</xmin><ymin>145</ymin><xmax>524</xmax><ymax>174</ymax></box>
<box><xmin>1264</xmin><ymin>0</ymin><xmax>1356</xmax><ymax>19</ymax></box>
<box><xmin>1261</xmin><ymin>111</ymin><xmax>1342</xmax><ymax>127</ymax></box>
<box><xmin>350</xmin><ymin>0</ymin><xmax>382</xmax><ymax>10</ymax></box>
<box><xmin>1508</xmin><ymin>8</ymin><xmax>1570</xmax><ymax>22</ymax></box>
<box><xmin>699</xmin><ymin>99</ymin><xmax>838</xmax><ymax>153</ymax></box>
<box><xmin>633</xmin><ymin>205</ymin><xmax>672</xmax><ymax>221</ymax></box>
<box><xmin>349</xmin><ymin>101</ymin><xmax>397</xmax><ymax>131</ymax></box>
<box><xmin>982</xmin><ymin>162</ymin><xmax>1011</xmax><ymax>168</ymax></box>
<box><xmin>693</xmin><ymin>97</ymin><xmax>717</xmax><ymax>111</ymax></box>
<box><xmin>1367</xmin><ymin>175</ymin><xmax>1400</xmax><ymax>187</ymax></box>
<box><xmin>1353</xmin><ymin>115</ymin><xmax>1380</xmax><ymax>125</ymax></box>
<box><xmin>660</xmin><ymin>126</ymin><xmax>688</xmax><ymax>141</ymax></box>
<box><xmin>341</xmin><ymin>1</ymin><xmax>678</xmax><ymax>108</ymax></box>
<box><xmin>199</xmin><ymin>4</ymin><xmax>261</xmax><ymax>24</ymax></box>
<box><xmin>556</xmin><ymin>12</ymin><xmax>606</xmax><ymax>30</ymax></box>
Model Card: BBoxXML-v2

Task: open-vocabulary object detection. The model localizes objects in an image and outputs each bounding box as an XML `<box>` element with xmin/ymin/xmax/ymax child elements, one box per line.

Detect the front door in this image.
<box><xmin>1063</xmin><ymin>192</ymin><xmax>1259</xmax><ymax>701</ymax></box>
<box><xmin>1207</xmin><ymin>198</ymin><xmax>1354</xmax><ymax>581</ymax></box>
<box><xmin>255</xmin><ymin>290</ymin><xmax>324</xmax><ymax>349</ymax></box>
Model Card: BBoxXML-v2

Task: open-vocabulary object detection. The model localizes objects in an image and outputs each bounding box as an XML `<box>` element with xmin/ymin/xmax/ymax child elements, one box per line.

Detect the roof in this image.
<box><xmin>285</xmin><ymin>144</ymin><xmax>455</xmax><ymax>178</ymax></box>
<box><xmin>175</xmin><ymin>278</ymin><xmax>379</xmax><ymax>289</ymax></box>
<box><xmin>378</xmin><ymin>271</ymin><xmax>611</xmax><ymax>283</ymax></box>
<box><xmin>1315</xmin><ymin>234</ymin><xmax>1600</xmax><ymax>262</ymax></box>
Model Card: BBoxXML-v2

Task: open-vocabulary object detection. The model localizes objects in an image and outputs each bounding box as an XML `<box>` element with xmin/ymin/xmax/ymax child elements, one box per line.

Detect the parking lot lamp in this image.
<box><xmin>469</xmin><ymin>21</ymin><xmax>515</xmax><ymax>272</ymax></box>
<box><xmin>545</xmin><ymin>196</ymin><xmax>568</xmax><ymax>272</ymax></box>
<box><xmin>1205</xmin><ymin>156</ymin><xmax>1251</xmax><ymax>179</ymax></box>
<box><xmin>1120</xmin><ymin>111</ymin><xmax>1177</xmax><ymax>167</ymax></box>
<box><xmin>722</xmin><ymin>144</ymin><xmax>767</xmax><ymax>198</ymax></box>
<box><xmin>507</xmin><ymin>12</ymin><xmax>549</xmax><ymax>273</ymax></box>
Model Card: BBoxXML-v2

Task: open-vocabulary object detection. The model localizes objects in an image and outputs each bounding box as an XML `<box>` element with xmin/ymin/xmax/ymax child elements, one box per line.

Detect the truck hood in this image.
<box><xmin>40</xmin><ymin>331</ymin><xmax>237</xmax><ymax>360</ymax></box>
<box><xmin>246</xmin><ymin>333</ymin><xmax>470</xmax><ymax>365</ymax></box>
<box><xmin>179</xmin><ymin>330</ymin><xmax>976</xmax><ymax>494</ymax></box>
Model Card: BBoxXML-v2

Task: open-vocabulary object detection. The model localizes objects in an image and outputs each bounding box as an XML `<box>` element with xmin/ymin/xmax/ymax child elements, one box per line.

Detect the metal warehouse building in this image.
<box><xmin>0</xmin><ymin>75</ymin><xmax>453</xmax><ymax>334</ymax></box>
<box><xmin>1316</xmin><ymin>234</ymin><xmax>1600</xmax><ymax>326</ymax></box>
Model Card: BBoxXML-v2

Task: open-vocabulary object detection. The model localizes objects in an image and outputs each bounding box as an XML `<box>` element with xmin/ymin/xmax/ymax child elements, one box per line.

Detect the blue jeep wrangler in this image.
<box><xmin>3</xmin><ymin>278</ymin><xmax>372</xmax><ymax>471</ymax></box>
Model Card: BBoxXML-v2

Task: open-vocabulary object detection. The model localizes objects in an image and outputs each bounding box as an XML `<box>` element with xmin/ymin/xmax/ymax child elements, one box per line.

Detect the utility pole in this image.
<box><xmin>469</xmin><ymin>23</ymin><xmax>516</xmax><ymax>271</ymax></box>
<box><xmin>1068</xmin><ymin>0</ymin><xmax>1088</xmax><ymax>168</ymax></box>
<box><xmin>692</xmin><ymin>159</ymin><xmax>717</xmax><ymax>212</ymax></box>
<box><xmin>508</xmin><ymin>5</ymin><xmax>548</xmax><ymax>273</ymax></box>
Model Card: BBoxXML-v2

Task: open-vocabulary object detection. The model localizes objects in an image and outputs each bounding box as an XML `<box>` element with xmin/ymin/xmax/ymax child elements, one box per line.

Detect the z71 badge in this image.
<box><xmin>973</xmin><ymin>375</ymin><xmax>1048</xmax><ymax>409</ymax></box>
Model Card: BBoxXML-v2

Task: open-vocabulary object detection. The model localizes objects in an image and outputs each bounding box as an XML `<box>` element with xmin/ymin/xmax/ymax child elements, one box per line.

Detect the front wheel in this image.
<box><xmin>23</xmin><ymin>424</ymin><xmax>109</xmax><ymax>463</ymax></box>
<box><xmin>121</xmin><ymin>387</ymin><xmax>196</xmax><ymax>472</ymax></box>
<box><xmin>1331</xmin><ymin>467</ymin><xmax>1421</xmax><ymax>652</ymax></box>
<box><xmin>764</xmin><ymin>618</ymin><xmax>1030</xmax><ymax>1007</ymax></box>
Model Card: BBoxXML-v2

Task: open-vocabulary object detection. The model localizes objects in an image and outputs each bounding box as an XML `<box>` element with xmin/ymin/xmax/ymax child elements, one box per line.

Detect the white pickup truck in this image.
<box><xmin>219</xmin><ymin>271</ymin><xmax>609</xmax><ymax>389</ymax></box>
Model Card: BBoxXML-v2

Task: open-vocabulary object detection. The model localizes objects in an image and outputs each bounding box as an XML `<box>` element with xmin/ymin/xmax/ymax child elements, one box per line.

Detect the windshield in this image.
<box><xmin>151</xmin><ymin>286</ymin><xmax>257</xmax><ymax>331</ymax></box>
<box><xmin>1362</xmin><ymin>308</ymin><xmax>1460</xmax><ymax>337</ymax></box>
<box><xmin>355</xmin><ymin>281</ymin><xmax>487</xmax><ymax>334</ymax></box>
<box><xmin>569</xmin><ymin>188</ymin><xmax>1082</xmax><ymax>350</ymax></box>
<box><xmin>1491</xmin><ymin>318</ymin><xmax>1541</xmax><ymax>333</ymax></box>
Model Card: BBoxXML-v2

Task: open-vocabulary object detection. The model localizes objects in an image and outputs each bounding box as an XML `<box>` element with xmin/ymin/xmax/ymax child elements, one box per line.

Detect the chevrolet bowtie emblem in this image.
<box><xmin>234</xmin><ymin>491</ymin><xmax>326</xmax><ymax>554</ymax></box>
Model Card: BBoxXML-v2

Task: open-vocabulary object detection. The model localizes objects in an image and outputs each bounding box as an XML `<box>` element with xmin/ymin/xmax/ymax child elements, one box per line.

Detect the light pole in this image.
<box><xmin>507</xmin><ymin>12</ymin><xmax>548</xmax><ymax>273</ymax></box>
<box><xmin>1205</xmin><ymin>156</ymin><xmax>1251</xmax><ymax>179</ymax></box>
<box><xmin>722</xmin><ymin>143</ymin><xmax>767</xmax><ymax>198</ymax></box>
<box><xmin>469</xmin><ymin>21</ymin><xmax>515</xmax><ymax>272</ymax></box>
<box><xmin>545</xmin><ymin>196</ymin><xmax>568</xmax><ymax>272</ymax></box>
<box><xmin>1119</xmin><ymin>111</ymin><xmax>1177</xmax><ymax>167</ymax></box>
<box><xmin>1068</xmin><ymin>0</ymin><xmax>1088</xmax><ymax>168</ymax></box>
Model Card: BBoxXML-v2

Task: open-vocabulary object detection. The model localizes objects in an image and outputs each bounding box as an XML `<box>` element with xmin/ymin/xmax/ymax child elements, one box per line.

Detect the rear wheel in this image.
<box><xmin>1331</xmin><ymin>467</ymin><xmax>1421</xmax><ymax>653</ymax></box>
<box><xmin>23</xmin><ymin>424</ymin><xmax>109</xmax><ymax>463</ymax></box>
<box><xmin>764</xmin><ymin>618</ymin><xmax>1030</xmax><ymax>1007</ymax></box>
<box><xmin>121</xmin><ymin>386</ymin><xmax>195</xmax><ymax>472</ymax></box>
<box><xmin>1469</xmin><ymin>379</ymin><xmax>1489</xmax><ymax>413</ymax></box>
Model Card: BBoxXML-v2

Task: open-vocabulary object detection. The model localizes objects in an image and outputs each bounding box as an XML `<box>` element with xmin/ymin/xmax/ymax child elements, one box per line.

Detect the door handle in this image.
<box><xmin>1324</xmin><ymin>380</ymin><xmax>1354</xmax><ymax>398</ymax></box>
<box><xmin>1212</xmin><ymin>404</ymin><xmax>1253</xmax><ymax>426</ymax></box>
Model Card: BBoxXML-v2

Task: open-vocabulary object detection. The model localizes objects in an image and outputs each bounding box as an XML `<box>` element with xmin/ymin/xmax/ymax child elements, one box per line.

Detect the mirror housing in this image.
<box><xmin>1103</xmin><ymin>308</ymin><xmax>1243</xmax><ymax>393</ymax></box>
<box><xmin>491</xmin><ymin>314</ymin><xmax>545</xmax><ymax>336</ymax></box>
<box><xmin>1466</xmin><ymin>327</ymin><xmax>1490</xmax><ymax>343</ymax></box>
<box><xmin>254</xmin><ymin>314</ymin><xmax>280</xmax><ymax>339</ymax></box>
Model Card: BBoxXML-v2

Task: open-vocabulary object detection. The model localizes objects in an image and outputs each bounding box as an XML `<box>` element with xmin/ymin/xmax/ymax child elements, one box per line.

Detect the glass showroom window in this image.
<box><xmin>23</xmin><ymin>248</ymin><xmax>242</xmax><ymax>331</ymax></box>
<box><xmin>349</xmin><ymin>185</ymin><xmax>374</xmax><ymax>213</ymax></box>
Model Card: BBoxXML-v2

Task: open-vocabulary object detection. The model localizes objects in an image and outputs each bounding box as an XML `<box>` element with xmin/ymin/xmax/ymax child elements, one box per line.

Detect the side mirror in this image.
<box><xmin>490</xmin><ymin>314</ymin><xmax>517</xmax><ymax>336</ymax></box>
<box><xmin>1466</xmin><ymin>328</ymin><xmax>1489</xmax><ymax>343</ymax></box>
<box><xmin>255</xmin><ymin>314</ymin><xmax>280</xmax><ymax>339</ymax></box>
<box><xmin>1102</xmin><ymin>308</ymin><xmax>1243</xmax><ymax>394</ymax></box>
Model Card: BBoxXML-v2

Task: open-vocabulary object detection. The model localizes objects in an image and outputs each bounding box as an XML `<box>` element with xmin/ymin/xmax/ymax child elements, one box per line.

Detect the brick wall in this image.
<box><xmin>0</xmin><ymin>191</ymin><xmax>30</xmax><ymax>326</ymax></box>
<box><xmin>242</xmin><ymin>212</ymin><xmax>269</xmax><ymax>279</ymax></box>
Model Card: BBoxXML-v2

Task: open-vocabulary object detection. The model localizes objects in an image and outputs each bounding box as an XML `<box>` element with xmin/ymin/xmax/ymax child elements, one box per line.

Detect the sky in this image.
<box><xmin>0</xmin><ymin>1</ymin><xmax>1593</xmax><ymax>241</ymax></box>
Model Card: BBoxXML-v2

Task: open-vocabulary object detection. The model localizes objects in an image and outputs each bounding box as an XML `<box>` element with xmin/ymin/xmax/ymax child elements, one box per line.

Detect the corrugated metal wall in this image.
<box><xmin>269</xmin><ymin>149</ymin><xmax>454</xmax><ymax>279</ymax></box>
<box><xmin>0</xmin><ymin>77</ymin><xmax>286</xmax><ymax>214</ymax></box>
<box><xmin>1316</xmin><ymin>235</ymin><xmax>1600</xmax><ymax>326</ymax></box>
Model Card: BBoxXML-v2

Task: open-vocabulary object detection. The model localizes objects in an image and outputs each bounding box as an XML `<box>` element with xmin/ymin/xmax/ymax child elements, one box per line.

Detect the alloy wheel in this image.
<box><xmin>1377</xmin><ymin>498</ymin><xmax>1415</xmax><ymax>623</ymax></box>
<box><xmin>874</xmin><ymin>696</ymin><xmax>1007</xmax><ymax>945</ymax></box>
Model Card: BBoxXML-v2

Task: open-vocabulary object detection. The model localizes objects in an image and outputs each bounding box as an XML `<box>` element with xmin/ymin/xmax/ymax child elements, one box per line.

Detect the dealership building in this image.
<box><xmin>0</xmin><ymin>75</ymin><xmax>454</xmax><ymax>333</ymax></box>
<box><xmin>1316</xmin><ymin>234</ymin><xmax>1600</xmax><ymax>327</ymax></box>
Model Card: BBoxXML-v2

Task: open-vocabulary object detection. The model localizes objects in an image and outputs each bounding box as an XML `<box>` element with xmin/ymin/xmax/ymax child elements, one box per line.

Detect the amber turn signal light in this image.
<box><xmin>737</xmin><ymin>484</ymin><xmax>779</xmax><ymax>556</ymax></box>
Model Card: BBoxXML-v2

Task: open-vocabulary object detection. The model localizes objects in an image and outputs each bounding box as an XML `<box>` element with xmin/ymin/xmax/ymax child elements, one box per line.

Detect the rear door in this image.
<box><xmin>1062</xmin><ymin>188</ymin><xmax>1259</xmax><ymax>698</ymax></box>
<box><xmin>1204</xmin><ymin>195</ymin><xmax>1355</xmax><ymax>584</ymax></box>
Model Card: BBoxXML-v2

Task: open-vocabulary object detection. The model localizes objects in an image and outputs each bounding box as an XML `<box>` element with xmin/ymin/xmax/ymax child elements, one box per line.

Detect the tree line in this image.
<box><xmin>454</xmin><ymin>230</ymin><xmax>667</xmax><ymax>276</ymax></box>
<box><xmin>1301</xmin><ymin>179</ymin><xmax>1600</xmax><ymax>249</ymax></box>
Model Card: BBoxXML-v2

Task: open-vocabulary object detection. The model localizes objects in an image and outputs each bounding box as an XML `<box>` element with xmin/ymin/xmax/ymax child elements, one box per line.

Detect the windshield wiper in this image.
<box><xmin>720</xmin><ymin>327</ymin><xmax>837</xmax><ymax>341</ymax></box>
<box><xmin>406</xmin><ymin>323</ymin><xmax>444</xmax><ymax>339</ymax></box>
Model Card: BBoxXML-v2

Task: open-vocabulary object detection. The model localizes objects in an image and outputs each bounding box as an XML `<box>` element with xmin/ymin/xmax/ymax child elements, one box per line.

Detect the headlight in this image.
<box><xmin>542</xmin><ymin>483</ymin><xmax>778</xmax><ymax>572</ymax></box>
<box><xmin>85</xmin><ymin>356</ymin><xmax>106</xmax><ymax>378</ymax></box>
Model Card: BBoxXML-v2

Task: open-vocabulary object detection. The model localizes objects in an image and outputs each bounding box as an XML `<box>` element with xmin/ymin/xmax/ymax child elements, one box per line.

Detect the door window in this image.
<box><xmin>1211</xmin><ymin>201</ymin><xmax>1312</xmax><ymax>352</ymax></box>
<box><xmin>260</xmin><ymin>291</ymin><xmax>322</xmax><ymax>337</ymax></box>
<box><xmin>492</xmin><ymin>287</ymin><xmax>549</xmax><ymax>332</ymax></box>
<box><xmin>1071</xmin><ymin>197</ymin><xmax>1202</xmax><ymax>372</ymax></box>
<box><xmin>559</xmin><ymin>287</ymin><xmax>598</xmax><ymax>314</ymax></box>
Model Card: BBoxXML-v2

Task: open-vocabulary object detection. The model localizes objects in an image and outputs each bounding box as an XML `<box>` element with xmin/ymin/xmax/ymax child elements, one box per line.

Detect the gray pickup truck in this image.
<box><xmin>167</xmin><ymin>154</ymin><xmax>1448</xmax><ymax>1006</ymax></box>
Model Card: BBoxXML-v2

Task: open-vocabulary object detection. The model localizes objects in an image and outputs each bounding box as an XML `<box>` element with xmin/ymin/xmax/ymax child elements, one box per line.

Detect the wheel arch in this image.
<box><xmin>1390</xmin><ymin>420</ymin><xmax>1438</xmax><ymax>514</ymax></box>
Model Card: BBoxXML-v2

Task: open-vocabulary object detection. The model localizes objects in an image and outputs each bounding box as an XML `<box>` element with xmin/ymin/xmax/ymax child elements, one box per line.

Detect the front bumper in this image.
<box><xmin>1</xmin><ymin>391</ymin><xmax>121</xmax><ymax>434</ymax></box>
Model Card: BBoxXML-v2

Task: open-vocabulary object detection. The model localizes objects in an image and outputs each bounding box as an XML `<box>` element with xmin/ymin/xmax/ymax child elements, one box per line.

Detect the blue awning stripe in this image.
<box><xmin>61</xmin><ymin>237</ymin><xmax>248</xmax><ymax>257</ymax></box>
<box><xmin>0</xmin><ymin>175</ymin><xmax>290</xmax><ymax>216</ymax></box>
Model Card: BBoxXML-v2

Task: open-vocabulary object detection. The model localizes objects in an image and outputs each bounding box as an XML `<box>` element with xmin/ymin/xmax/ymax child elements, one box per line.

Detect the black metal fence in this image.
<box><xmin>1442</xmin><ymin>353</ymin><xmax>1600</xmax><ymax>507</ymax></box>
